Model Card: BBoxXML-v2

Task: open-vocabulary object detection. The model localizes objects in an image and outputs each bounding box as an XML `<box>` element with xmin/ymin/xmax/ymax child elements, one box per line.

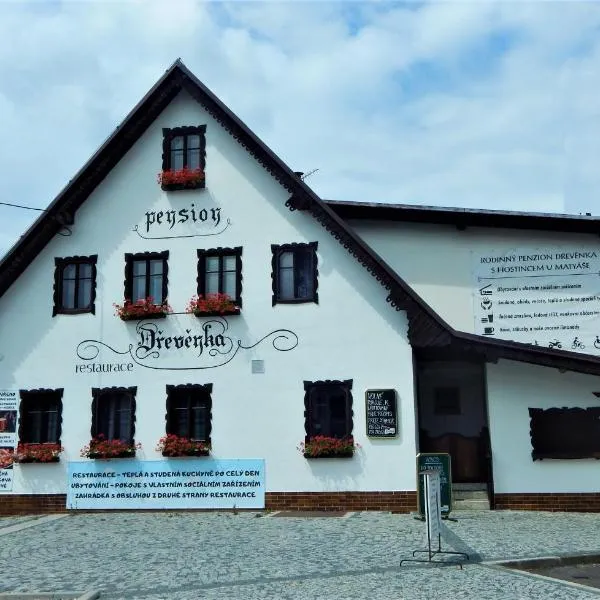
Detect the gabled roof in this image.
<box><xmin>326</xmin><ymin>200</ymin><xmax>600</xmax><ymax>233</ymax></box>
<box><xmin>2</xmin><ymin>59</ymin><xmax>600</xmax><ymax>376</ymax></box>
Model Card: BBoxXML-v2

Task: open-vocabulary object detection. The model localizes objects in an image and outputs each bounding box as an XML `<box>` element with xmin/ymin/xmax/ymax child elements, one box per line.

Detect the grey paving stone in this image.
<box><xmin>0</xmin><ymin>510</ymin><xmax>599</xmax><ymax>599</ymax></box>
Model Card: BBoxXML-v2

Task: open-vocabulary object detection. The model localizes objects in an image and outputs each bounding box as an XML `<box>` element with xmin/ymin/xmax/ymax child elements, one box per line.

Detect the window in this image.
<box><xmin>271</xmin><ymin>242</ymin><xmax>318</xmax><ymax>305</ymax></box>
<box><xmin>161</xmin><ymin>125</ymin><xmax>206</xmax><ymax>190</ymax></box>
<box><xmin>18</xmin><ymin>389</ymin><xmax>63</xmax><ymax>444</ymax></box>
<box><xmin>91</xmin><ymin>387</ymin><xmax>136</xmax><ymax>443</ymax></box>
<box><xmin>304</xmin><ymin>380</ymin><xmax>353</xmax><ymax>440</ymax></box>
<box><xmin>124</xmin><ymin>251</ymin><xmax>169</xmax><ymax>304</ymax></box>
<box><xmin>197</xmin><ymin>247</ymin><xmax>242</xmax><ymax>305</ymax></box>
<box><xmin>165</xmin><ymin>384</ymin><xmax>212</xmax><ymax>442</ymax></box>
<box><xmin>53</xmin><ymin>256</ymin><xmax>97</xmax><ymax>316</ymax></box>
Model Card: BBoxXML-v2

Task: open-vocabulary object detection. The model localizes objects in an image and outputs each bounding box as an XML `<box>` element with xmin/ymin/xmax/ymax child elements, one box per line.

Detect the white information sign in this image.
<box><xmin>424</xmin><ymin>470</ymin><xmax>441</xmax><ymax>542</ymax></box>
<box><xmin>472</xmin><ymin>247</ymin><xmax>600</xmax><ymax>353</ymax></box>
<box><xmin>67</xmin><ymin>458</ymin><xmax>265</xmax><ymax>510</ymax></box>
<box><xmin>0</xmin><ymin>390</ymin><xmax>18</xmax><ymax>492</ymax></box>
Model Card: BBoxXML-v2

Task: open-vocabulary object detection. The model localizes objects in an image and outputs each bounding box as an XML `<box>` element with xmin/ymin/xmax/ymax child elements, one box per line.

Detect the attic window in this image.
<box><xmin>271</xmin><ymin>242</ymin><xmax>318</xmax><ymax>306</ymax></box>
<box><xmin>53</xmin><ymin>255</ymin><xmax>97</xmax><ymax>316</ymax></box>
<box><xmin>160</xmin><ymin>125</ymin><xmax>206</xmax><ymax>191</ymax></box>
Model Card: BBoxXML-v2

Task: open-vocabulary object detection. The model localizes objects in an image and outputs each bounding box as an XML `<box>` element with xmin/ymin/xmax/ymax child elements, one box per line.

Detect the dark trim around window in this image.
<box><xmin>18</xmin><ymin>388</ymin><xmax>64</xmax><ymax>445</ymax></box>
<box><xmin>91</xmin><ymin>386</ymin><xmax>137</xmax><ymax>444</ymax></box>
<box><xmin>165</xmin><ymin>384</ymin><xmax>213</xmax><ymax>443</ymax></box>
<box><xmin>161</xmin><ymin>125</ymin><xmax>207</xmax><ymax>191</ymax></box>
<box><xmin>197</xmin><ymin>247</ymin><xmax>243</xmax><ymax>307</ymax></box>
<box><xmin>124</xmin><ymin>251</ymin><xmax>169</xmax><ymax>304</ymax></box>
<box><xmin>303</xmin><ymin>379</ymin><xmax>353</xmax><ymax>442</ymax></box>
<box><xmin>271</xmin><ymin>242</ymin><xmax>318</xmax><ymax>306</ymax></box>
<box><xmin>52</xmin><ymin>255</ymin><xmax>97</xmax><ymax>316</ymax></box>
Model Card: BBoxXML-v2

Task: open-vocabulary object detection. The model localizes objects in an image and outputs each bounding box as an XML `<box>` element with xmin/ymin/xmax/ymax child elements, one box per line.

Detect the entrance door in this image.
<box><xmin>416</xmin><ymin>359</ymin><xmax>488</xmax><ymax>483</ymax></box>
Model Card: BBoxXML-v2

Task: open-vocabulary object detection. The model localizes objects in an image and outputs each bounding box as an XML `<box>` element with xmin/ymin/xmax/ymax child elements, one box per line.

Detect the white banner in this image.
<box><xmin>67</xmin><ymin>458</ymin><xmax>266</xmax><ymax>510</ymax></box>
<box><xmin>472</xmin><ymin>247</ymin><xmax>600</xmax><ymax>353</ymax></box>
<box><xmin>424</xmin><ymin>470</ymin><xmax>441</xmax><ymax>542</ymax></box>
<box><xmin>0</xmin><ymin>390</ymin><xmax>18</xmax><ymax>492</ymax></box>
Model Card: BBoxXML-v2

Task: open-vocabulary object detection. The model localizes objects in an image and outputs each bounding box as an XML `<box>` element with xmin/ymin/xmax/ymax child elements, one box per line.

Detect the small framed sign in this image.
<box><xmin>365</xmin><ymin>389</ymin><xmax>397</xmax><ymax>438</ymax></box>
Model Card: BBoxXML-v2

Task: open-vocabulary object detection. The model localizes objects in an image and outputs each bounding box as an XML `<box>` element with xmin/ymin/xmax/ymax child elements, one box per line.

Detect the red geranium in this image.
<box><xmin>157</xmin><ymin>168</ymin><xmax>205</xmax><ymax>187</ymax></box>
<box><xmin>81</xmin><ymin>435</ymin><xmax>141</xmax><ymax>459</ymax></box>
<box><xmin>186</xmin><ymin>293</ymin><xmax>240</xmax><ymax>316</ymax></box>
<box><xmin>14</xmin><ymin>443</ymin><xmax>63</xmax><ymax>463</ymax></box>
<box><xmin>113</xmin><ymin>297</ymin><xmax>172</xmax><ymax>320</ymax></box>
<box><xmin>156</xmin><ymin>434</ymin><xmax>210</xmax><ymax>457</ymax></box>
<box><xmin>298</xmin><ymin>436</ymin><xmax>359</xmax><ymax>458</ymax></box>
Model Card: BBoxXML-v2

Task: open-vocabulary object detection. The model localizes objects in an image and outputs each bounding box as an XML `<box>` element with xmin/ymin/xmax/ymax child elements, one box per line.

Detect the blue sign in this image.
<box><xmin>67</xmin><ymin>458</ymin><xmax>265</xmax><ymax>510</ymax></box>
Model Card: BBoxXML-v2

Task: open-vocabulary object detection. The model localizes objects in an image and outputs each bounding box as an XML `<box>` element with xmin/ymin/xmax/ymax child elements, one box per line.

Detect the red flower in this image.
<box><xmin>156</xmin><ymin>434</ymin><xmax>210</xmax><ymax>457</ymax></box>
<box><xmin>298</xmin><ymin>436</ymin><xmax>359</xmax><ymax>457</ymax></box>
<box><xmin>14</xmin><ymin>443</ymin><xmax>63</xmax><ymax>463</ymax></box>
<box><xmin>185</xmin><ymin>293</ymin><xmax>239</xmax><ymax>316</ymax></box>
<box><xmin>81</xmin><ymin>435</ymin><xmax>141</xmax><ymax>459</ymax></box>
<box><xmin>113</xmin><ymin>297</ymin><xmax>172</xmax><ymax>320</ymax></box>
<box><xmin>157</xmin><ymin>168</ymin><xmax>205</xmax><ymax>187</ymax></box>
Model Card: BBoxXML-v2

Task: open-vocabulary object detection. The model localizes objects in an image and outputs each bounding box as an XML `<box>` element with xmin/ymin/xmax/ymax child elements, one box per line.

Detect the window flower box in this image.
<box><xmin>299</xmin><ymin>436</ymin><xmax>359</xmax><ymax>459</ymax></box>
<box><xmin>80</xmin><ymin>436</ymin><xmax>141</xmax><ymax>460</ymax></box>
<box><xmin>186</xmin><ymin>293</ymin><xmax>240</xmax><ymax>317</ymax></box>
<box><xmin>158</xmin><ymin>168</ymin><xmax>205</xmax><ymax>191</ymax></box>
<box><xmin>156</xmin><ymin>434</ymin><xmax>211</xmax><ymax>457</ymax></box>
<box><xmin>114</xmin><ymin>297</ymin><xmax>172</xmax><ymax>321</ymax></box>
<box><xmin>14</xmin><ymin>443</ymin><xmax>63</xmax><ymax>464</ymax></box>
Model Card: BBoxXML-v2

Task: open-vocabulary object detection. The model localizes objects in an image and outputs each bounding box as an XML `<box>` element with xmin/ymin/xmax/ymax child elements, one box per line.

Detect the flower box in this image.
<box><xmin>158</xmin><ymin>168</ymin><xmax>205</xmax><ymax>191</ymax></box>
<box><xmin>156</xmin><ymin>434</ymin><xmax>211</xmax><ymax>458</ymax></box>
<box><xmin>14</xmin><ymin>443</ymin><xmax>63</xmax><ymax>464</ymax></box>
<box><xmin>186</xmin><ymin>294</ymin><xmax>240</xmax><ymax>317</ymax></box>
<box><xmin>81</xmin><ymin>436</ymin><xmax>141</xmax><ymax>460</ymax></box>
<box><xmin>114</xmin><ymin>297</ymin><xmax>172</xmax><ymax>321</ymax></box>
<box><xmin>299</xmin><ymin>436</ymin><xmax>358</xmax><ymax>459</ymax></box>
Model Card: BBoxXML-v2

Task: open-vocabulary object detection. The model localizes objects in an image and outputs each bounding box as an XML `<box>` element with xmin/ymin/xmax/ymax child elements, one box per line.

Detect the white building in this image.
<box><xmin>1</xmin><ymin>61</ymin><xmax>599</xmax><ymax>515</ymax></box>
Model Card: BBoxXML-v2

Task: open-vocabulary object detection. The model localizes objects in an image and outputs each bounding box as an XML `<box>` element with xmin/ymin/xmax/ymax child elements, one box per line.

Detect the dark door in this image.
<box><xmin>416</xmin><ymin>359</ymin><xmax>488</xmax><ymax>483</ymax></box>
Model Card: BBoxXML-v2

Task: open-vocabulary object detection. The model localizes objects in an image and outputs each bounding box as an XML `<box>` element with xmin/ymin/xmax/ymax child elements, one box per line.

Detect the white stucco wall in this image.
<box><xmin>487</xmin><ymin>360</ymin><xmax>600</xmax><ymax>493</ymax></box>
<box><xmin>0</xmin><ymin>90</ymin><xmax>417</xmax><ymax>496</ymax></box>
<box><xmin>351</xmin><ymin>220</ymin><xmax>600</xmax><ymax>333</ymax></box>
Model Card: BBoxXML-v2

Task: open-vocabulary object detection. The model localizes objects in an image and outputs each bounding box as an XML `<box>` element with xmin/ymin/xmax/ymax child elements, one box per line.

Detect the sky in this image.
<box><xmin>2</xmin><ymin>0</ymin><xmax>600</xmax><ymax>257</ymax></box>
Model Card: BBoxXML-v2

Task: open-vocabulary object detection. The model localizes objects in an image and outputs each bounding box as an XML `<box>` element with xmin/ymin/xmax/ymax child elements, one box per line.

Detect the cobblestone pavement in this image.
<box><xmin>1</xmin><ymin>510</ymin><xmax>600</xmax><ymax>599</ymax></box>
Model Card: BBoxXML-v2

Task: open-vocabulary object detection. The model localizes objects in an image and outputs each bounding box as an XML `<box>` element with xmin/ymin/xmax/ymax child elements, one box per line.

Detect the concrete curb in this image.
<box><xmin>485</xmin><ymin>552</ymin><xmax>600</xmax><ymax>569</ymax></box>
<box><xmin>0</xmin><ymin>592</ymin><xmax>100</xmax><ymax>599</ymax></box>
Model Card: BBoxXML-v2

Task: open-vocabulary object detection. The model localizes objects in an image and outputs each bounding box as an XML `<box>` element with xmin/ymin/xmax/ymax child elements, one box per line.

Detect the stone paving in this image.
<box><xmin>1</xmin><ymin>510</ymin><xmax>599</xmax><ymax>599</ymax></box>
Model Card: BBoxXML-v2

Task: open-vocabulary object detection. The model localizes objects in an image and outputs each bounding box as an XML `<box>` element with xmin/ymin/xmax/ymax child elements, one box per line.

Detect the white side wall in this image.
<box><xmin>0</xmin><ymin>91</ymin><xmax>417</xmax><ymax>496</ymax></box>
<box><xmin>487</xmin><ymin>360</ymin><xmax>600</xmax><ymax>493</ymax></box>
<box><xmin>351</xmin><ymin>220</ymin><xmax>600</xmax><ymax>332</ymax></box>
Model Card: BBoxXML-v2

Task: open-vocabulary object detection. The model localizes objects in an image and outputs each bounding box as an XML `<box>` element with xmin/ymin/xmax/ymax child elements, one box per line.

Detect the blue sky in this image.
<box><xmin>1</xmin><ymin>1</ymin><xmax>600</xmax><ymax>256</ymax></box>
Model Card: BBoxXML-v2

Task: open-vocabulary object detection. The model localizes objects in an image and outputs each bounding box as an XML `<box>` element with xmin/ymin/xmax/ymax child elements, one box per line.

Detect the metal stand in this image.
<box><xmin>400</xmin><ymin>532</ymin><xmax>469</xmax><ymax>568</ymax></box>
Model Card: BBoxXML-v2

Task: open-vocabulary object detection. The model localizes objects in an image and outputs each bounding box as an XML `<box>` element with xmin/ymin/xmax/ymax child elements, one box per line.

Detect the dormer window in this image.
<box><xmin>160</xmin><ymin>125</ymin><xmax>206</xmax><ymax>191</ymax></box>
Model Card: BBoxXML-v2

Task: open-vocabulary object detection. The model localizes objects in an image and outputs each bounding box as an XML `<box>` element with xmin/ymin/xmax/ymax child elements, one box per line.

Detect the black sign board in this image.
<box><xmin>365</xmin><ymin>389</ymin><xmax>397</xmax><ymax>437</ymax></box>
<box><xmin>417</xmin><ymin>453</ymin><xmax>452</xmax><ymax>517</ymax></box>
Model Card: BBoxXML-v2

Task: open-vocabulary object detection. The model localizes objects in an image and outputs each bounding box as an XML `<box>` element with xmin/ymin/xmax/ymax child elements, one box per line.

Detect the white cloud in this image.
<box><xmin>2</xmin><ymin>0</ymin><xmax>600</xmax><ymax>257</ymax></box>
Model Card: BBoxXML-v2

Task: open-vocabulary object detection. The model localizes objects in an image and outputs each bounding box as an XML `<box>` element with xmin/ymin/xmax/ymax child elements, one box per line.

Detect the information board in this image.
<box><xmin>67</xmin><ymin>458</ymin><xmax>265</xmax><ymax>510</ymax></box>
<box><xmin>472</xmin><ymin>246</ymin><xmax>600</xmax><ymax>353</ymax></box>
<box><xmin>365</xmin><ymin>389</ymin><xmax>397</xmax><ymax>437</ymax></box>
<box><xmin>0</xmin><ymin>390</ymin><xmax>18</xmax><ymax>492</ymax></box>
<box><xmin>417</xmin><ymin>453</ymin><xmax>452</xmax><ymax>517</ymax></box>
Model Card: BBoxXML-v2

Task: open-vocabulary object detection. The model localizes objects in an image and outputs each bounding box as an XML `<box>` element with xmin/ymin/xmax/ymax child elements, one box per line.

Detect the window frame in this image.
<box><xmin>161</xmin><ymin>125</ymin><xmax>207</xmax><ymax>191</ymax></box>
<box><xmin>197</xmin><ymin>247</ymin><xmax>243</xmax><ymax>307</ymax></box>
<box><xmin>124</xmin><ymin>251</ymin><xmax>169</xmax><ymax>305</ymax></box>
<box><xmin>271</xmin><ymin>242</ymin><xmax>318</xmax><ymax>306</ymax></box>
<box><xmin>165</xmin><ymin>384</ymin><xmax>213</xmax><ymax>443</ymax></box>
<box><xmin>91</xmin><ymin>386</ymin><xmax>137</xmax><ymax>444</ymax></box>
<box><xmin>18</xmin><ymin>388</ymin><xmax>64</xmax><ymax>445</ymax></box>
<box><xmin>303</xmin><ymin>379</ymin><xmax>353</xmax><ymax>442</ymax></box>
<box><xmin>52</xmin><ymin>255</ymin><xmax>97</xmax><ymax>316</ymax></box>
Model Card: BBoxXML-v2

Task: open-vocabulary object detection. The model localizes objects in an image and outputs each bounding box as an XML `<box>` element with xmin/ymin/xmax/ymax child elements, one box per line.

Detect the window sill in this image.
<box><xmin>119</xmin><ymin>312</ymin><xmax>168</xmax><ymax>321</ymax></box>
<box><xmin>532</xmin><ymin>452</ymin><xmax>600</xmax><ymax>461</ymax></box>
<box><xmin>161</xmin><ymin>181</ymin><xmax>205</xmax><ymax>192</ymax></box>
<box><xmin>15</xmin><ymin>456</ymin><xmax>61</xmax><ymax>464</ymax></box>
<box><xmin>192</xmin><ymin>308</ymin><xmax>241</xmax><ymax>317</ymax></box>
<box><xmin>87</xmin><ymin>451</ymin><xmax>137</xmax><ymax>460</ymax></box>
<box><xmin>161</xmin><ymin>449</ymin><xmax>210</xmax><ymax>458</ymax></box>
<box><xmin>303</xmin><ymin>451</ymin><xmax>355</xmax><ymax>459</ymax></box>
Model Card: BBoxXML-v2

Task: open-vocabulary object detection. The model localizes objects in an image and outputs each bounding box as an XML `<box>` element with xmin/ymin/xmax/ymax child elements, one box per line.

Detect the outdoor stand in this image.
<box><xmin>401</xmin><ymin>470</ymin><xmax>469</xmax><ymax>568</ymax></box>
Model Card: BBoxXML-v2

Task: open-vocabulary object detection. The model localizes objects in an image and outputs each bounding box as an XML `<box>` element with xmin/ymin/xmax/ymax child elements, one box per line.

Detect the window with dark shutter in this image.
<box><xmin>160</xmin><ymin>126</ymin><xmax>206</xmax><ymax>191</ymax></box>
<box><xmin>197</xmin><ymin>247</ymin><xmax>242</xmax><ymax>306</ymax></box>
<box><xmin>271</xmin><ymin>242</ymin><xmax>318</xmax><ymax>305</ymax></box>
<box><xmin>124</xmin><ymin>251</ymin><xmax>169</xmax><ymax>304</ymax></box>
<box><xmin>53</xmin><ymin>256</ymin><xmax>97</xmax><ymax>316</ymax></box>
<box><xmin>165</xmin><ymin>384</ymin><xmax>212</xmax><ymax>443</ymax></box>
<box><xmin>91</xmin><ymin>387</ymin><xmax>137</xmax><ymax>443</ymax></box>
<box><xmin>18</xmin><ymin>389</ymin><xmax>63</xmax><ymax>444</ymax></box>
